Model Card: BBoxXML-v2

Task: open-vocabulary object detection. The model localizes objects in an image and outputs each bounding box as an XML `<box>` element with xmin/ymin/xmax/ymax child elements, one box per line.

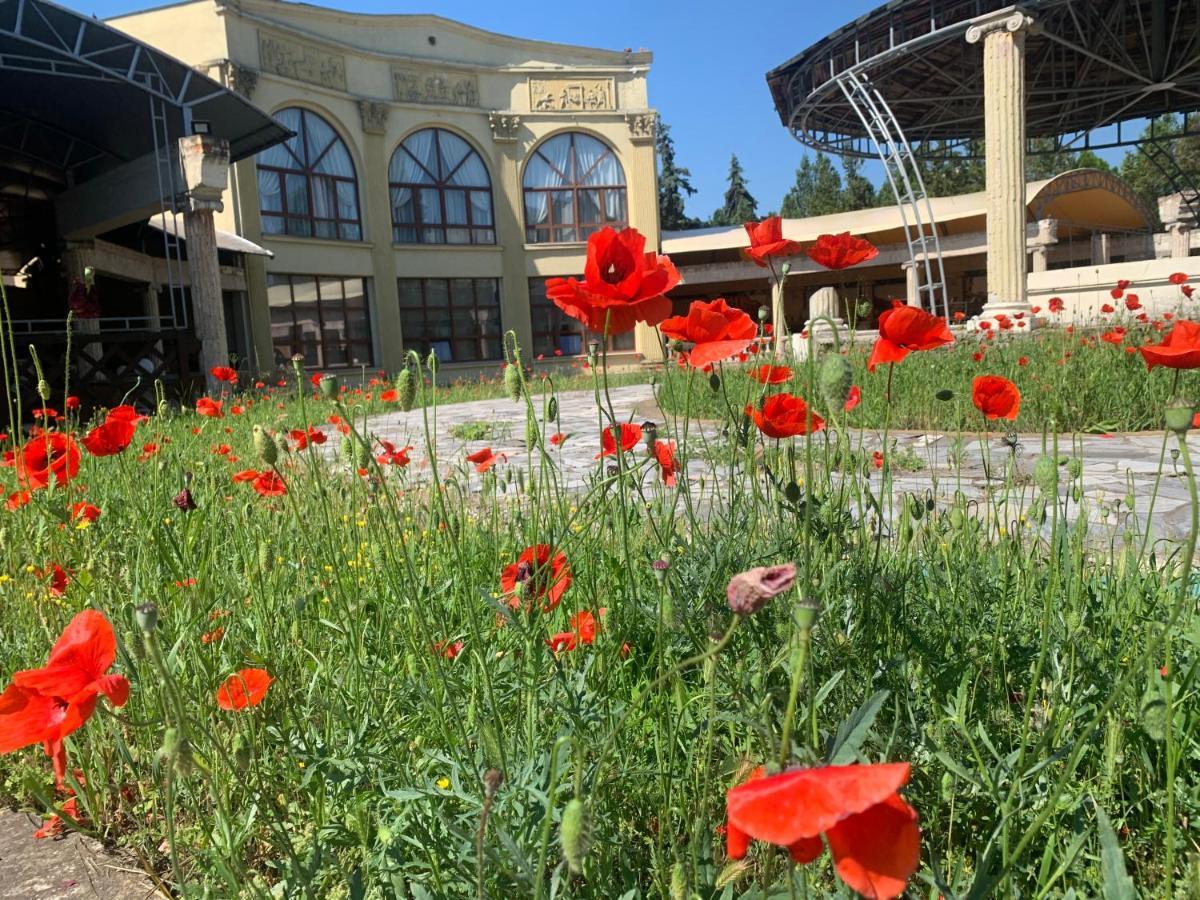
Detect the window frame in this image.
<box><xmin>397</xmin><ymin>277</ymin><xmax>504</xmax><ymax>364</ymax></box>
<box><xmin>257</xmin><ymin>108</ymin><xmax>363</xmax><ymax>242</ymax></box>
<box><xmin>523</xmin><ymin>133</ymin><xmax>627</xmax><ymax>244</ymax></box>
<box><xmin>389</xmin><ymin>128</ymin><xmax>496</xmax><ymax>245</ymax></box>
<box><xmin>267</xmin><ymin>273</ymin><xmax>374</xmax><ymax>369</ymax></box>
<box><xmin>528</xmin><ymin>276</ymin><xmax>635</xmax><ymax>357</ymax></box>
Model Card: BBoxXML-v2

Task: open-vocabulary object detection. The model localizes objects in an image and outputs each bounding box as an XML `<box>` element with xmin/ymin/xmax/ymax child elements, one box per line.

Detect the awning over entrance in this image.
<box><xmin>147</xmin><ymin>213</ymin><xmax>274</xmax><ymax>258</ymax></box>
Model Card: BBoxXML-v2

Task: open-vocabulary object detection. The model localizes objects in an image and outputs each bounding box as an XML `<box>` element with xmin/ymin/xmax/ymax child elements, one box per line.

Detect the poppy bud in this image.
<box><xmin>291</xmin><ymin>354</ymin><xmax>305</xmax><ymax>380</ymax></box>
<box><xmin>1067</xmin><ymin>457</ymin><xmax>1083</xmax><ymax>479</ymax></box>
<box><xmin>726</xmin><ymin>562</ymin><xmax>797</xmax><ymax>616</ymax></box>
<box><xmin>818</xmin><ymin>353</ymin><xmax>853</xmax><ymax>413</ymax></box>
<box><xmin>232</xmin><ymin>734</ymin><xmax>251</xmax><ymax>773</ymax></box>
<box><xmin>343</xmin><ymin>433</ymin><xmax>369</xmax><ymax>470</ymax></box>
<box><xmin>482</xmin><ymin>767</ymin><xmax>504</xmax><ymax>800</ymax></box>
<box><xmin>158</xmin><ymin>726</ymin><xmax>180</xmax><ymax>764</ymax></box>
<box><xmin>642</xmin><ymin>421</ymin><xmax>658</xmax><ymax>453</ymax></box>
<box><xmin>274</xmin><ymin>432</ymin><xmax>290</xmax><ymax>458</ymax></box>
<box><xmin>426</xmin><ymin>350</ymin><xmax>439</xmax><ymax>375</ymax></box>
<box><xmin>396</xmin><ymin>368</ymin><xmax>417</xmax><ymax>412</ymax></box>
<box><xmin>258</xmin><ymin>540</ymin><xmax>274</xmax><ymax>574</ymax></box>
<box><xmin>1033</xmin><ymin>455</ymin><xmax>1058</xmax><ymax>495</ymax></box>
<box><xmin>135</xmin><ymin>601</ymin><xmax>159</xmax><ymax>633</ymax></box>
<box><xmin>253</xmin><ymin>425</ymin><xmax>278</xmax><ymax>466</ymax></box>
<box><xmin>708</xmin><ymin>372</ymin><xmax>721</xmax><ymax>393</ymax></box>
<box><xmin>547</xmin><ymin>396</ymin><xmax>559</xmax><ymax>422</ymax></box>
<box><xmin>319</xmin><ymin>374</ymin><xmax>338</xmax><ymax>401</ymax></box>
<box><xmin>36</xmin><ymin>379</ymin><xmax>51</xmax><ymax>402</ymax></box>
<box><xmin>157</xmin><ymin>399</ymin><xmax>170</xmax><ymax>418</ymax></box>
<box><xmin>780</xmin><ymin>261</ymin><xmax>792</xmax><ymax>276</ymax></box>
<box><xmin>670</xmin><ymin>863</ymin><xmax>687</xmax><ymax>900</ymax></box>
<box><xmin>173</xmin><ymin>488</ymin><xmax>196</xmax><ymax>511</ymax></box>
<box><xmin>935</xmin><ymin>389</ymin><xmax>955</xmax><ymax>402</ymax></box>
<box><xmin>1165</xmin><ymin>396</ymin><xmax>1195</xmax><ymax>435</ymax></box>
<box><xmin>559</xmin><ymin>797</ymin><xmax>591</xmax><ymax>875</ymax></box>
<box><xmin>652</xmin><ymin>556</ymin><xmax>670</xmax><ymax>585</ymax></box>
<box><xmin>504</xmin><ymin>363</ymin><xmax>523</xmax><ymax>403</ymax></box>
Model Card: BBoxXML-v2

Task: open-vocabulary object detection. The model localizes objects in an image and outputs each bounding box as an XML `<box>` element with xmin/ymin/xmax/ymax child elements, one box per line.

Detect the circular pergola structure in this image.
<box><xmin>765</xmin><ymin>0</ymin><xmax>1200</xmax><ymax>324</ymax></box>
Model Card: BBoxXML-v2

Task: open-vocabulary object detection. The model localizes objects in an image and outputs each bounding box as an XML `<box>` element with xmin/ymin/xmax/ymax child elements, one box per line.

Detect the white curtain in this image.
<box><xmin>393</xmin><ymin>130</ymin><xmax>437</xmax><ymax>183</ymax></box>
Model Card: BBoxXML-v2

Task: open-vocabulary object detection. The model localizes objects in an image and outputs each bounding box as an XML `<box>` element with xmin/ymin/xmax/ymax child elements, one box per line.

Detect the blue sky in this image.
<box><xmin>82</xmin><ymin>0</ymin><xmax>887</xmax><ymax>218</ymax></box>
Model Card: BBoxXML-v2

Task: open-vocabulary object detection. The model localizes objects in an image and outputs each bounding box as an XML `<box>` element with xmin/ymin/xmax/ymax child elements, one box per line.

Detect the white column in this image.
<box><xmin>966</xmin><ymin>9</ymin><xmax>1037</xmax><ymax>327</ymax></box>
<box><xmin>1029</xmin><ymin>218</ymin><xmax>1057</xmax><ymax>273</ymax></box>
<box><xmin>1159</xmin><ymin>194</ymin><xmax>1196</xmax><ymax>260</ymax></box>
<box><xmin>1091</xmin><ymin>232</ymin><xmax>1112</xmax><ymax>266</ymax></box>
<box><xmin>902</xmin><ymin>261</ymin><xmax>920</xmax><ymax>307</ymax></box>
<box><xmin>179</xmin><ymin>135</ymin><xmax>231</xmax><ymax>393</ymax></box>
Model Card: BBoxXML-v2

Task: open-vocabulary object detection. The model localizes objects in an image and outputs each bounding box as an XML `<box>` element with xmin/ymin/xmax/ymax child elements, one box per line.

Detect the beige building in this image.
<box><xmin>110</xmin><ymin>0</ymin><xmax>661</xmax><ymax>377</ymax></box>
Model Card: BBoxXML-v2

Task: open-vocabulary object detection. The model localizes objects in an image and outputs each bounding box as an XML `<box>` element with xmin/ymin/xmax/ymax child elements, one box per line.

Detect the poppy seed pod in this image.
<box><xmin>253</xmin><ymin>425</ymin><xmax>278</xmax><ymax>466</ymax></box>
<box><xmin>726</xmin><ymin>562</ymin><xmax>797</xmax><ymax>615</ymax></box>
<box><xmin>757</xmin><ymin>305</ymin><xmax>770</xmax><ymax>323</ymax></box>
<box><xmin>818</xmin><ymin>353</ymin><xmax>853</xmax><ymax>412</ymax></box>
<box><xmin>290</xmin><ymin>354</ymin><xmax>305</xmax><ymax>379</ymax></box>
<box><xmin>1165</xmin><ymin>396</ymin><xmax>1195</xmax><ymax>435</ymax></box>
<box><xmin>318</xmin><ymin>374</ymin><xmax>338</xmax><ymax>401</ymax></box>
<box><xmin>1033</xmin><ymin>455</ymin><xmax>1058</xmax><ymax>495</ymax></box>
<box><xmin>504</xmin><ymin>363</ymin><xmax>523</xmax><ymax>403</ymax></box>
<box><xmin>396</xmin><ymin>368</ymin><xmax>417</xmax><ymax>411</ymax></box>
<box><xmin>560</xmin><ymin>797</ymin><xmax>591</xmax><ymax>875</ymax></box>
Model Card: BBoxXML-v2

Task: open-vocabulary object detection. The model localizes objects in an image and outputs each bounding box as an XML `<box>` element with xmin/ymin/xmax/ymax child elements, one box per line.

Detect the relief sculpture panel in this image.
<box><xmin>258</xmin><ymin>32</ymin><xmax>346</xmax><ymax>91</ymax></box>
<box><xmin>529</xmin><ymin>77</ymin><xmax>615</xmax><ymax>111</ymax></box>
<box><xmin>391</xmin><ymin>68</ymin><xmax>479</xmax><ymax>107</ymax></box>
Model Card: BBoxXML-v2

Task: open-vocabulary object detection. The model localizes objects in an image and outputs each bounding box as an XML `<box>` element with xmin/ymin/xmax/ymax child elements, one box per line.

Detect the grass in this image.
<box><xmin>0</xmin><ymin>322</ymin><xmax>1198</xmax><ymax>898</ymax></box>
<box><xmin>449</xmin><ymin>421</ymin><xmax>508</xmax><ymax>442</ymax></box>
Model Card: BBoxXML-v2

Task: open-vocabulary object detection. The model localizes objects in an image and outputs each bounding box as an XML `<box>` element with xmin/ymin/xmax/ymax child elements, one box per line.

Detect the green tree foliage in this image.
<box><xmin>780</xmin><ymin>154</ymin><xmax>844</xmax><ymax>218</ymax></box>
<box><xmin>1119</xmin><ymin>115</ymin><xmax>1200</xmax><ymax>216</ymax></box>
<box><xmin>914</xmin><ymin>141</ymin><xmax>986</xmax><ymax>198</ymax></box>
<box><xmin>711</xmin><ymin>154</ymin><xmax>758</xmax><ymax>226</ymax></box>
<box><xmin>656</xmin><ymin>122</ymin><xmax>701</xmax><ymax>231</ymax></box>
<box><xmin>841</xmin><ymin>156</ymin><xmax>877</xmax><ymax>211</ymax></box>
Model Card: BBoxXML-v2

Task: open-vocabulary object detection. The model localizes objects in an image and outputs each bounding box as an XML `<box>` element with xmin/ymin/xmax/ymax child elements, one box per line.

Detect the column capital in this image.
<box><xmin>488</xmin><ymin>112</ymin><xmax>522</xmax><ymax>143</ymax></box>
<box><xmin>178</xmin><ymin>134</ymin><xmax>230</xmax><ymax>213</ymax></box>
<box><xmin>358</xmin><ymin>100</ymin><xmax>389</xmax><ymax>135</ymax></box>
<box><xmin>966</xmin><ymin>7</ymin><xmax>1036</xmax><ymax>44</ymax></box>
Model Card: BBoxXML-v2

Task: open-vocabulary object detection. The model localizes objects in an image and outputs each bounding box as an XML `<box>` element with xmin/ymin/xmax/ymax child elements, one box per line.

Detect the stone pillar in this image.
<box><xmin>358</xmin><ymin>101</ymin><xmax>403</xmax><ymax>372</ymax></box>
<box><xmin>1091</xmin><ymin>232</ymin><xmax>1112</xmax><ymax>266</ymax></box>
<box><xmin>771</xmin><ymin>274</ymin><xmax>789</xmax><ymax>355</ymax></box>
<box><xmin>1029</xmin><ymin>218</ymin><xmax>1058</xmax><ymax>273</ymax></box>
<box><xmin>902</xmin><ymin>261</ymin><xmax>921</xmax><ymax>307</ymax></box>
<box><xmin>967</xmin><ymin>8</ymin><xmax>1037</xmax><ymax>327</ymax></box>
<box><xmin>626</xmin><ymin>113</ymin><xmax>665</xmax><ymax>362</ymax></box>
<box><xmin>179</xmin><ymin>135</ymin><xmax>231</xmax><ymax>392</ymax></box>
<box><xmin>1159</xmin><ymin>194</ymin><xmax>1197</xmax><ymax>260</ymax></box>
<box><xmin>489</xmin><ymin>114</ymin><xmax>535</xmax><ymax>361</ymax></box>
<box><xmin>805</xmin><ymin>285</ymin><xmax>846</xmax><ymax>343</ymax></box>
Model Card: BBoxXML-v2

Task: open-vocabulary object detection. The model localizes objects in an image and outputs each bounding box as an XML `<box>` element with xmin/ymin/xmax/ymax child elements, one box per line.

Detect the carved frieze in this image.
<box><xmin>258</xmin><ymin>32</ymin><xmax>346</xmax><ymax>90</ymax></box>
<box><xmin>391</xmin><ymin>67</ymin><xmax>479</xmax><ymax>107</ymax></box>
<box><xmin>358</xmin><ymin>100</ymin><xmax>389</xmax><ymax>134</ymax></box>
<box><xmin>529</xmin><ymin>77</ymin><xmax>615</xmax><ymax>112</ymax></box>
<box><xmin>488</xmin><ymin>113</ymin><xmax>521</xmax><ymax>143</ymax></box>
<box><xmin>626</xmin><ymin>112</ymin><xmax>657</xmax><ymax>142</ymax></box>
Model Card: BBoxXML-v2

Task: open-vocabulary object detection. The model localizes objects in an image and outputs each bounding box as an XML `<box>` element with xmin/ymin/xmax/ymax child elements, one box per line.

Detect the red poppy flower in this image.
<box><xmin>231</xmin><ymin>405</ymin><xmax>244</xmax><ymax>416</ymax></box>
<box><xmin>743</xmin><ymin>216</ymin><xmax>802</xmax><ymax>267</ymax></box>
<box><xmin>654</xmin><ymin>439</ymin><xmax>678</xmax><ymax>486</ymax></box>
<box><xmin>872</xmin><ymin>450</ymin><xmax>884</xmax><ymax>469</ymax></box>
<box><xmin>660</xmin><ymin>299</ymin><xmax>758</xmax><ymax>369</ymax></box>
<box><xmin>433</xmin><ymin>640</ymin><xmax>464</xmax><ymax>660</ymax></box>
<box><xmin>1047</xmin><ymin>297</ymin><xmax>1065</xmax><ymax>313</ymax></box>
<box><xmin>81</xmin><ymin>417</ymin><xmax>135</xmax><ymax>457</ymax></box>
<box><xmin>380</xmin><ymin>389</ymin><xmax>398</xmax><ymax>403</ymax></box>
<box><xmin>232</xmin><ymin>468</ymin><xmax>259</xmax><ymax>483</ymax></box>
<box><xmin>545</xmin><ymin>227</ymin><xmax>680</xmax><ymax>335</ymax></box>
<box><xmin>251</xmin><ymin>470</ymin><xmax>287</xmax><ymax>497</ymax></box>
<box><xmin>201</xmin><ymin>626</ymin><xmax>225</xmax><ymax>645</ymax></box>
<box><xmin>212</xmin><ymin>443</ymin><xmax>233</xmax><ymax>457</ymax></box>
<box><xmin>748</xmin><ymin>364</ymin><xmax>793</xmax><ymax>385</ymax></box>
<box><xmin>725</xmin><ymin>762</ymin><xmax>919</xmax><ymax>900</ymax></box>
<box><xmin>376</xmin><ymin>440</ymin><xmax>413</xmax><ymax>467</ymax></box>
<box><xmin>570</xmin><ymin>609</ymin><xmax>600</xmax><ymax>645</ymax></box>
<box><xmin>867</xmin><ymin>304</ymin><xmax>954</xmax><ymax>372</ymax></box>
<box><xmin>6</xmin><ymin>490</ymin><xmax>30</xmax><ymax>510</ymax></box>
<box><xmin>746</xmin><ymin>393</ymin><xmax>824</xmax><ymax>439</ymax></box>
<box><xmin>467</xmin><ymin>447</ymin><xmax>505</xmax><ymax>473</ymax></box>
<box><xmin>844</xmin><ymin>385</ymin><xmax>861</xmax><ymax>412</ymax></box>
<box><xmin>65</xmin><ymin>396</ymin><xmax>80</xmax><ymax>412</ymax></box>
<box><xmin>16</xmin><ymin>433</ymin><xmax>80</xmax><ymax>490</ymax></box>
<box><xmin>978</xmin><ymin>320</ymin><xmax>992</xmax><ymax>331</ymax></box>
<box><xmin>216</xmin><ymin>668</ymin><xmax>272</xmax><ymax>710</ymax></box>
<box><xmin>1139</xmin><ymin>319</ymin><xmax>1200</xmax><ymax>370</ymax></box>
<box><xmin>290</xmin><ymin>426</ymin><xmax>326</xmax><ymax>450</ymax></box>
<box><xmin>597</xmin><ymin>423</ymin><xmax>643</xmax><ymax>458</ymax></box>
<box><xmin>805</xmin><ymin>232</ymin><xmax>879</xmax><ymax>271</ymax></box>
<box><xmin>1101</xmin><ymin>303</ymin><xmax>1115</xmax><ymax>314</ymax></box>
<box><xmin>71</xmin><ymin>502</ymin><xmax>100</xmax><ymax>523</ymax></box>
<box><xmin>549</xmin><ymin>432</ymin><xmax>568</xmax><ymax>446</ymax></box>
<box><xmin>1102</xmin><ymin>327</ymin><xmax>1127</xmax><ymax>345</ymax></box>
<box><xmin>972</xmin><ymin>375</ymin><xmax>1021</xmax><ymax>421</ymax></box>
<box><xmin>0</xmin><ymin>610</ymin><xmax>130</xmax><ymax>787</ymax></box>
<box><xmin>1125</xmin><ymin>294</ymin><xmax>1142</xmax><ymax>311</ymax></box>
<box><xmin>1111</xmin><ymin>287</ymin><xmax>1125</xmax><ymax>300</ymax></box>
<box><xmin>310</xmin><ymin>373</ymin><xmax>324</xmax><ymax>388</ymax></box>
<box><xmin>952</xmin><ymin>311</ymin><xmax>966</xmax><ymax>322</ymax></box>
<box><xmin>41</xmin><ymin>564</ymin><xmax>71</xmax><ymax>596</ymax></box>
<box><xmin>1184</xmin><ymin>285</ymin><xmax>1195</xmax><ymax>299</ymax></box>
<box><xmin>500</xmin><ymin>545</ymin><xmax>572</xmax><ymax>612</ymax></box>
<box><xmin>1170</xmin><ymin>272</ymin><xmax>1189</xmax><ymax>286</ymax></box>
<box><xmin>210</xmin><ymin>366</ymin><xmax>238</xmax><ymax>385</ymax></box>
<box><xmin>32</xmin><ymin>408</ymin><xmax>59</xmax><ymax>421</ymax></box>
<box><xmin>1018</xmin><ymin>356</ymin><xmax>1029</xmax><ymax>367</ymax></box>
<box><xmin>196</xmin><ymin>397</ymin><xmax>223</xmax><ymax>418</ymax></box>
<box><xmin>1117</xmin><ymin>279</ymin><xmax>1132</xmax><ymax>291</ymax></box>
<box><xmin>546</xmin><ymin>631</ymin><xmax>577</xmax><ymax>653</ymax></box>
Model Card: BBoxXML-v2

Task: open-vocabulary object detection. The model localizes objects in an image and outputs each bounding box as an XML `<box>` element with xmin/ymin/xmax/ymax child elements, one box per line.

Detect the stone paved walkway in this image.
<box><xmin>362</xmin><ymin>384</ymin><xmax>1198</xmax><ymax>541</ymax></box>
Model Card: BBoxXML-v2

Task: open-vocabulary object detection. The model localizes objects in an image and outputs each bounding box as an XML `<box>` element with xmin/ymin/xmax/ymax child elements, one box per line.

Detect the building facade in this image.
<box><xmin>110</xmin><ymin>0</ymin><xmax>661</xmax><ymax>377</ymax></box>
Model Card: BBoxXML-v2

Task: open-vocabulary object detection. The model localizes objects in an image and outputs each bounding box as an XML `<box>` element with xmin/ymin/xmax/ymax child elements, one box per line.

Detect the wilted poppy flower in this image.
<box><xmin>195</xmin><ymin>397</ymin><xmax>223</xmax><ymax>418</ymax></box>
<box><xmin>173</xmin><ymin>488</ymin><xmax>196</xmax><ymax>511</ymax></box>
<box><xmin>972</xmin><ymin>376</ymin><xmax>1021</xmax><ymax>421</ymax></box>
<box><xmin>1018</xmin><ymin>356</ymin><xmax>1029</xmax><ymax>367</ymax></box>
<box><xmin>547</xmin><ymin>609</ymin><xmax>602</xmax><ymax>652</ymax></box>
<box><xmin>844</xmin><ymin>385</ymin><xmax>861</xmax><ymax>412</ymax></box>
<box><xmin>500</xmin><ymin>545</ymin><xmax>572</xmax><ymax>612</ymax></box>
<box><xmin>743</xmin><ymin>216</ymin><xmax>802</xmax><ymax>267</ymax></box>
<box><xmin>725</xmin><ymin>762</ymin><xmax>919</xmax><ymax>900</ymax></box>
<box><xmin>597</xmin><ymin>423</ymin><xmax>643</xmax><ymax>458</ymax></box>
<box><xmin>71</xmin><ymin>502</ymin><xmax>100</xmax><ymax>523</ymax></box>
<box><xmin>467</xmin><ymin>447</ymin><xmax>505</xmax><ymax>473</ymax></box>
<box><xmin>16</xmin><ymin>432</ymin><xmax>80</xmax><ymax>490</ymax></box>
<box><xmin>210</xmin><ymin>366</ymin><xmax>238</xmax><ymax>385</ymax></box>
<box><xmin>545</xmin><ymin>227</ymin><xmax>680</xmax><ymax>335</ymax></box>
<box><xmin>805</xmin><ymin>232</ymin><xmax>879</xmax><ymax>271</ymax></box>
<box><xmin>660</xmin><ymin>299</ymin><xmax>758</xmax><ymax>369</ymax></box>
<box><xmin>726</xmin><ymin>562</ymin><xmax>796</xmax><ymax>615</ymax></box>
<box><xmin>215</xmin><ymin>668</ymin><xmax>272</xmax><ymax>710</ymax></box>
<box><xmin>201</xmin><ymin>626</ymin><xmax>225</xmax><ymax>645</ymax></box>
<box><xmin>746</xmin><ymin>393</ymin><xmax>824</xmax><ymax>439</ymax></box>
<box><xmin>0</xmin><ymin>610</ymin><xmax>131</xmax><ymax>787</ymax></box>
<box><xmin>654</xmin><ymin>439</ymin><xmax>678</xmax><ymax>486</ymax></box>
<box><xmin>748</xmin><ymin>365</ymin><xmax>793</xmax><ymax>385</ymax></box>
<box><xmin>1139</xmin><ymin>319</ymin><xmax>1200</xmax><ymax>370</ymax></box>
<box><xmin>1048</xmin><ymin>297</ymin><xmax>1065</xmax><ymax>313</ymax></box>
<box><xmin>867</xmin><ymin>304</ymin><xmax>954</xmax><ymax>372</ymax></box>
<box><xmin>251</xmin><ymin>470</ymin><xmax>287</xmax><ymax>497</ymax></box>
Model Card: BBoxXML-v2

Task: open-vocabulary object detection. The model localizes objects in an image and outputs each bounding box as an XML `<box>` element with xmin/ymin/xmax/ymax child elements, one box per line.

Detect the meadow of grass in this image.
<box><xmin>0</xmin><ymin>315</ymin><xmax>1198</xmax><ymax>899</ymax></box>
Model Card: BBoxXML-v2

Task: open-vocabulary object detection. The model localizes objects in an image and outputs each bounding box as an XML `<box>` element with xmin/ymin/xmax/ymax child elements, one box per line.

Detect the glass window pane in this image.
<box><xmin>454</xmin><ymin>339</ymin><xmax>479</xmax><ymax>362</ymax></box>
<box><xmin>314</xmin><ymin>220</ymin><xmax>338</xmax><ymax>240</ymax></box>
<box><xmin>285</xmin><ymin>174</ymin><xmax>309</xmax><ymax>214</ymax></box>
<box><xmin>420</xmin><ymin>188</ymin><xmax>443</xmax><ymax>224</ymax></box>
<box><xmin>523</xmin><ymin>153</ymin><xmax>563</xmax><ymax>189</ymax></box>
<box><xmin>261</xmin><ymin>216</ymin><xmax>284</xmax><ymax>235</ymax></box>
<box><xmin>348</xmin><ymin>342</ymin><xmax>372</xmax><ymax>367</ymax></box>
<box><xmin>325</xmin><ymin>343</ymin><xmax>349</xmax><ymax>367</ymax></box>
<box><xmin>424</xmin><ymin>279</ymin><xmax>449</xmax><ymax>312</ymax></box>
<box><xmin>470</xmin><ymin>191</ymin><xmax>493</xmax><ymax>227</ymax></box>
<box><xmin>605</xmin><ymin>190</ymin><xmax>626</xmax><ymax>223</ymax></box>
<box><xmin>449</xmin><ymin>153</ymin><xmax>488</xmax><ymax>187</ymax></box>
<box><xmin>335</xmin><ymin>180</ymin><xmax>359</xmax><ymax>223</ymax></box>
<box><xmin>450</xmin><ymin>279</ymin><xmax>475</xmax><ymax>307</ymax></box>
<box><xmin>444</xmin><ymin>190</ymin><xmax>468</xmax><ymax>226</ymax></box>
<box><xmin>398</xmin><ymin>279</ymin><xmax>423</xmax><ymax>308</ymax></box>
<box><xmin>399</xmin><ymin>130</ymin><xmax>439</xmax><ymax>182</ymax></box>
<box><xmin>286</xmin><ymin>216</ymin><xmax>310</xmax><ymax>237</ymax></box>
<box><xmin>525</xmin><ymin>192</ymin><xmax>549</xmax><ymax>228</ymax></box>
<box><xmin>258</xmin><ymin>170</ymin><xmax>283</xmax><ymax>211</ymax></box>
<box><xmin>315</xmin><ymin>140</ymin><xmax>354</xmax><ymax>178</ymax></box>
<box><xmin>340</xmin><ymin>223</ymin><xmax>362</xmax><ymax>241</ymax></box>
<box><xmin>552</xmin><ymin>191</ymin><xmax>575</xmax><ymax>225</ymax></box>
<box><xmin>578</xmin><ymin>189</ymin><xmax>601</xmax><ymax>225</ymax></box>
<box><xmin>392</xmin><ymin>186</ymin><xmax>415</xmax><ymax>224</ymax></box>
<box><xmin>437</xmin><ymin>131</ymin><xmax>471</xmax><ymax>178</ymax></box>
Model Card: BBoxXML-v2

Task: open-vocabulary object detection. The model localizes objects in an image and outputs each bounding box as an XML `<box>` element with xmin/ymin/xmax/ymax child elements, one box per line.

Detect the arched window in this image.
<box><xmin>389</xmin><ymin>128</ymin><xmax>495</xmax><ymax>244</ymax></box>
<box><xmin>256</xmin><ymin>108</ymin><xmax>362</xmax><ymax>241</ymax></box>
<box><xmin>523</xmin><ymin>133</ymin><xmax>626</xmax><ymax>243</ymax></box>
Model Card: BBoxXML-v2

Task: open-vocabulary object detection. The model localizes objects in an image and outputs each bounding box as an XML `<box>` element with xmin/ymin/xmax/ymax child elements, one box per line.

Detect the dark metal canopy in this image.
<box><xmin>768</xmin><ymin>0</ymin><xmax>1200</xmax><ymax>158</ymax></box>
<box><xmin>0</xmin><ymin>0</ymin><xmax>289</xmax><ymax>187</ymax></box>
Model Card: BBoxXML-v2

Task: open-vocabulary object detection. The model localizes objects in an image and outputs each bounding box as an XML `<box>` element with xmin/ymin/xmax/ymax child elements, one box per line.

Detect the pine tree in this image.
<box><xmin>656</xmin><ymin>122</ymin><xmax>700</xmax><ymax>231</ymax></box>
<box><xmin>711</xmin><ymin>155</ymin><xmax>758</xmax><ymax>226</ymax></box>
<box><xmin>780</xmin><ymin>155</ymin><xmax>844</xmax><ymax>218</ymax></box>
<box><xmin>915</xmin><ymin>141</ymin><xmax>986</xmax><ymax>197</ymax></box>
<box><xmin>841</xmin><ymin>156</ymin><xmax>876</xmax><ymax>210</ymax></box>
